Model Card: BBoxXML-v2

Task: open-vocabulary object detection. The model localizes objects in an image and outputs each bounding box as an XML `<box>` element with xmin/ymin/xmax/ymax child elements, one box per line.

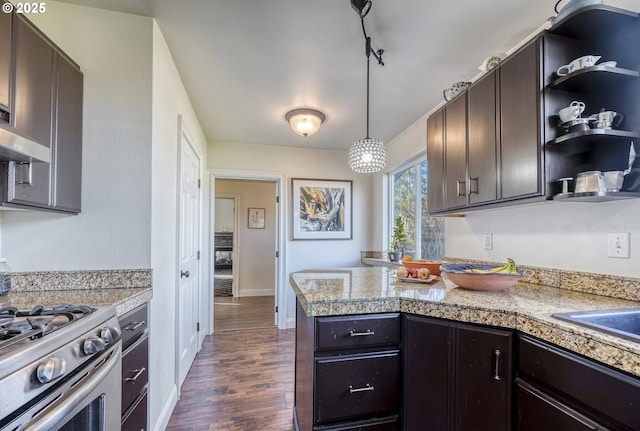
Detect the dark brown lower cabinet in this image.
<box><xmin>294</xmin><ymin>303</ymin><xmax>401</xmax><ymax>431</ymax></box>
<box><xmin>516</xmin><ymin>334</ymin><xmax>640</xmax><ymax>431</ymax></box>
<box><xmin>119</xmin><ymin>303</ymin><xmax>149</xmax><ymax>431</ymax></box>
<box><xmin>402</xmin><ymin>314</ymin><xmax>512</xmax><ymax>431</ymax></box>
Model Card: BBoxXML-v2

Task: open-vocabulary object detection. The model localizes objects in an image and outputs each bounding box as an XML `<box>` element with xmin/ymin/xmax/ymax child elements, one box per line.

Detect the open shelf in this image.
<box><xmin>549</xmin><ymin>5</ymin><xmax>639</xmax><ymax>41</ymax></box>
<box><xmin>548</xmin><ymin>66</ymin><xmax>639</xmax><ymax>92</ymax></box>
<box><xmin>554</xmin><ymin>191</ymin><xmax>640</xmax><ymax>202</ymax></box>
<box><xmin>548</xmin><ymin>129</ymin><xmax>640</xmax><ymax>146</ymax></box>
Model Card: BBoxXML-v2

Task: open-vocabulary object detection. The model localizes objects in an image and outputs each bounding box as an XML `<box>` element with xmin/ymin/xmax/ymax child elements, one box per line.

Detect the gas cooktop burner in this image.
<box><xmin>0</xmin><ymin>304</ymin><xmax>96</xmax><ymax>350</ymax></box>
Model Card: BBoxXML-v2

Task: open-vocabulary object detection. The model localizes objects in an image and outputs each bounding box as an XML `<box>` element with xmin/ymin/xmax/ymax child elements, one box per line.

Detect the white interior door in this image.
<box><xmin>177</xmin><ymin>123</ymin><xmax>201</xmax><ymax>388</ymax></box>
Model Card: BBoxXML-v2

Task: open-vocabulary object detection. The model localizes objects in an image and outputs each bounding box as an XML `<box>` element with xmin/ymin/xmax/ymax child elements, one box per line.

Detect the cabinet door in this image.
<box><xmin>426</xmin><ymin>109</ymin><xmax>445</xmax><ymax>213</ymax></box>
<box><xmin>53</xmin><ymin>54</ymin><xmax>83</xmax><ymax>212</ymax></box>
<box><xmin>454</xmin><ymin>324</ymin><xmax>512</xmax><ymax>431</ymax></box>
<box><xmin>9</xmin><ymin>15</ymin><xmax>53</xmax><ymax>207</ymax></box>
<box><xmin>402</xmin><ymin>314</ymin><xmax>451</xmax><ymax>431</ymax></box>
<box><xmin>499</xmin><ymin>38</ymin><xmax>543</xmax><ymax>200</ymax></box>
<box><xmin>0</xmin><ymin>3</ymin><xmax>11</xmax><ymax>113</ymax></box>
<box><xmin>444</xmin><ymin>95</ymin><xmax>468</xmax><ymax>209</ymax></box>
<box><xmin>467</xmin><ymin>72</ymin><xmax>498</xmax><ymax>205</ymax></box>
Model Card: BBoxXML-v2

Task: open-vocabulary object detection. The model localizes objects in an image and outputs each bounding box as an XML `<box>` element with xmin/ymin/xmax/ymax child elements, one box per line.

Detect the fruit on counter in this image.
<box><xmin>396</xmin><ymin>267</ymin><xmax>409</xmax><ymax>278</ymax></box>
<box><xmin>408</xmin><ymin>268</ymin><xmax>419</xmax><ymax>278</ymax></box>
<box><xmin>402</xmin><ymin>256</ymin><xmax>413</xmax><ymax>262</ymax></box>
<box><xmin>465</xmin><ymin>258</ymin><xmax>518</xmax><ymax>274</ymax></box>
<box><xmin>417</xmin><ymin>268</ymin><xmax>431</xmax><ymax>280</ymax></box>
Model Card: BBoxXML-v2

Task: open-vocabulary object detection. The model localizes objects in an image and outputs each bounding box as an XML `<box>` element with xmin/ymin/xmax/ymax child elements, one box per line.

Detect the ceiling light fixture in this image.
<box><xmin>348</xmin><ymin>1</ymin><xmax>387</xmax><ymax>174</ymax></box>
<box><xmin>285</xmin><ymin>108</ymin><xmax>326</xmax><ymax>138</ymax></box>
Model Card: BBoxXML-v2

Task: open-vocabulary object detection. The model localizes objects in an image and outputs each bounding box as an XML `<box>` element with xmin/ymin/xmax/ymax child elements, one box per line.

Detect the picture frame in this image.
<box><xmin>291</xmin><ymin>178</ymin><xmax>352</xmax><ymax>240</ymax></box>
<box><xmin>248</xmin><ymin>208</ymin><xmax>265</xmax><ymax>229</ymax></box>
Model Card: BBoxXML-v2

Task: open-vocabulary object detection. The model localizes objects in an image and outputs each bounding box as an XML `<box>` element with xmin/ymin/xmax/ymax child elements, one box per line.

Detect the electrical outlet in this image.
<box><xmin>482</xmin><ymin>233</ymin><xmax>493</xmax><ymax>250</ymax></box>
<box><xmin>608</xmin><ymin>232</ymin><xmax>630</xmax><ymax>258</ymax></box>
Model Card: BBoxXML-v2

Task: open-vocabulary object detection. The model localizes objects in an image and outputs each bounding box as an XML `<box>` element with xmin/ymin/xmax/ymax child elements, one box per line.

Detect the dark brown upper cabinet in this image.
<box><xmin>468</xmin><ymin>71</ymin><xmax>499</xmax><ymax>205</ymax></box>
<box><xmin>499</xmin><ymin>38</ymin><xmax>544</xmax><ymax>201</ymax></box>
<box><xmin>426</xmin><ymin>5</ymin><xmax>640</xmax><ymax>214</ymax></box>
<box><xmin>1</xmin><ymin>13</ymin><xmax>83</xmax><ymax>213</ymax></box>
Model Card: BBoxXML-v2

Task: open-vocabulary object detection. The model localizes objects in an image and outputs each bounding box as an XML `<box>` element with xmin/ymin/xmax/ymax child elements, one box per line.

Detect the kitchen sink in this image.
<box><xmin>552</xmin><ymin>308</ymin><xmax>640</xmax><ymax>343</ymax></box>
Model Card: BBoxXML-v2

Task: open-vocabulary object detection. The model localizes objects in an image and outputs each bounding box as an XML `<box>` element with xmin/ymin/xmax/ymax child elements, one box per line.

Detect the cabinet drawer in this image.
<box><xmin>122</xmin><ymin>391</ymin><xmax>148</xmax><ymax>431</ymax></box>
<box><xmin>315</xmin><ymin>350</ymin><xmax>399</xmax><ymax>425</ymax></box>
<box><xmin>515</xmin><ymin>379</ymin><xmax>602</xmax><ymax>431</ymax></box>
<box><xmin>314</xmin><ymin>414</ymin><xmax>399</xmax><ymax>431</ymax></box>
<box><xmin>119</xmin><ymin>304</ymin><xmax>148</xmax><ymax>351</ymax></box>
<box><xmin>518</xmin><ymin>335</ymin><xmax>640</xmax><ymax>430</ymax></box>
<box><xmin>122</xmin><ymin>335</ymin><xmax>148</xmax><ymax>414</ymax></box>
<box><xmin>315</xmin><ymin>313</ymin><xmax>400</xmax><ymax>351</ymax></box>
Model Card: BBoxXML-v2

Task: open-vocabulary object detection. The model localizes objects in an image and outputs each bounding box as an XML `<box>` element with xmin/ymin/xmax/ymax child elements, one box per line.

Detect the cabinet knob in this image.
<box><xmin>493</xmin><ymin>349</ymin><xmax>501</xmax><ymax>380</ymax></box>
<box><xmin>181</xmin><ymin>270</ymin><xmax>190</xmax><ymax>278</ymax></box>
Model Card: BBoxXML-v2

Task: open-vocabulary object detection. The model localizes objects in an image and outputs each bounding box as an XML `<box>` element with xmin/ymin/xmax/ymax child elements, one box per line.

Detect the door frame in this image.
<box><xmin>213</xmin><ymin>193</ymin><xmax>239</xmax><ymax>296</ymax></box>
<box><xmin>208</xmin><ymin>168</ymin><xmax>287</xmax><ymax>330</ymax></box>
<box><xmin>175</xmin><ymin>115</ymin><xmax>204</xmax><ymax>392</ymax></box>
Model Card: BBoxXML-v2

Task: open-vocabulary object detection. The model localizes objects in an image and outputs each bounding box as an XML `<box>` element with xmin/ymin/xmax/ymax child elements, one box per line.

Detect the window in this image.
<box><xmin>390</xmin><ymin>158</ymin><xmax>444</xmax><ymax>260</ymax></box>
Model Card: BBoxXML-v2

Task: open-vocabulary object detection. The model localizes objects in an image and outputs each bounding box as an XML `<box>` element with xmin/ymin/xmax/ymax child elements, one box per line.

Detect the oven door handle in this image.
<box><xmin>26</xmin><ymin>343</ymin><xmax>121</xmax><ymax>431</ymax></box>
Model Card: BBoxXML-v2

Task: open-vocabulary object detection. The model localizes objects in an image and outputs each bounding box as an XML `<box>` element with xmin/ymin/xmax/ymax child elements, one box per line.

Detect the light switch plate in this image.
<box><xmin>482</xmin><ymin>233</ymin><xmax>493</xmax><ymax>250</ymax></box>
<box><xmin>607</xmin><ymin>232</ymin><xmax>630</xmax><ymax>258</ymax></box>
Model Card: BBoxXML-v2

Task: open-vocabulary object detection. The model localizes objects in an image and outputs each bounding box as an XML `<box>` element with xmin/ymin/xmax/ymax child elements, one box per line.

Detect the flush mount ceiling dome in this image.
<box><xmin>285</xmin><ymin>108</ymin><xmax>326</xmax><ymax>138</ymax></box>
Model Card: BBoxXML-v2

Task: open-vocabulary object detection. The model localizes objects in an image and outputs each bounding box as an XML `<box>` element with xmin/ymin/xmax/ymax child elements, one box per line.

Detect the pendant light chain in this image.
<box><xmin>347</xmin><ymin>11</ymin><xmax>388</xmax><ymax>174</ymax></box>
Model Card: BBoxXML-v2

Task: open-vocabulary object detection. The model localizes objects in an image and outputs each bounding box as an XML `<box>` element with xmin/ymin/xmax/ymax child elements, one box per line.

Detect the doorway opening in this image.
<box><xmin>213</xmin><ymin>178</ymin><xmax>278</xmax><ymax>332</ymax></box>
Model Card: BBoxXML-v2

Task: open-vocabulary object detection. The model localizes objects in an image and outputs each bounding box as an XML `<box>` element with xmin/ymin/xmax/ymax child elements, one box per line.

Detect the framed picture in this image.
<box><xmin>292</xmin><ymin>178</ymin><xmax>352</xmax><ymax>240</ymax></box>
<box><xmin>248</xmin><ymin>208</ymin><xmax>265</xmax><ymax>229</ymax></box>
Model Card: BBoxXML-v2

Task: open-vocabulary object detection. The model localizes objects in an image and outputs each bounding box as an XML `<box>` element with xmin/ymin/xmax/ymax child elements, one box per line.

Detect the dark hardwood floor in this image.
<box><xmin>166</xmin><ymin>327</ymin><xmax>296</xmax><ymax>431</ymax></box>
<box><xmin>214</xmin><ymin>296</ymin><xmax>276</xmax><ymax>332</ymax></box>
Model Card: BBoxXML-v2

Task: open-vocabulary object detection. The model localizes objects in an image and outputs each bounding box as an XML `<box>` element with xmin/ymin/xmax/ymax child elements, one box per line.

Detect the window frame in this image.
<box><xmin>388</xmin><ymin>154</ymin><xmax>427</xmax><ymax>258</ymax></box>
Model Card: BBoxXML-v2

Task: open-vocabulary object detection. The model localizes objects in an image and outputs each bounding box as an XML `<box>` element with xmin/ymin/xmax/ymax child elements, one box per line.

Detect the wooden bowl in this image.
<box><xmin>402</xmin><ymin>260</ymin><xmax>446</xmax><ymax>276</ymax></box>
<box><xmin>440</xmin><ymin>263</ymin><xmax>530</xmax><ymax>291</ymax></box>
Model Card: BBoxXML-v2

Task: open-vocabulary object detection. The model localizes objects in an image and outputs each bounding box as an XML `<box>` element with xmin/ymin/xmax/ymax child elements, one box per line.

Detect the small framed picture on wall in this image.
<box><xmin>248</xmin><ymin>208</ymin><xmax>265</xmax><ymax>229</ymax></box>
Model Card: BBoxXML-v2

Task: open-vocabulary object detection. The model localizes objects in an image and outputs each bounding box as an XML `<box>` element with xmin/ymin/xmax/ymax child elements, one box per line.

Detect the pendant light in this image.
<box><xmin>348</xmin><ymin>4</ymin><xmax>387</xmax><ymax>173</ymax></box>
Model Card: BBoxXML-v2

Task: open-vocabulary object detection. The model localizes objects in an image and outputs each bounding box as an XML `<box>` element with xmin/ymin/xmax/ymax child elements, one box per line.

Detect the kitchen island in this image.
<box><xmin>290</xmin><ymin>265</ymin><xmax>640</xmax><ymax>431</ymax></box>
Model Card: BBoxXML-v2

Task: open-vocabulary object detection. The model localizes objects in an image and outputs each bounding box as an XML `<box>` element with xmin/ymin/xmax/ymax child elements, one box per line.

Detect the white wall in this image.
<box><xmin>216</xmin><ymin>179</ymin><xmax>276</xmax><ymax>297</ymax></box>
<box><xmin>209</xmin><ymin>141</ymin><xmax>372</xmax><ymax>325</ymax></box>
<box><xmin>2</xmin><ymin>3</ymin><xmax>152</xmax><ymax>271</ymax></box>
<box><xmin>151</xmin><ymin>20</ymin><xmax>208</xmax><ymax>431</ymax></box>
<box><xmin>214</xmin><ymin>197</ymin><xmax>235</xmax><ymax>232</ymax></box>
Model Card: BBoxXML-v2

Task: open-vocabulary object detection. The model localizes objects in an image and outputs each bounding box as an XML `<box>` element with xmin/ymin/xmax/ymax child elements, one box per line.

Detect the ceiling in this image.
<box><xmin>57</xmin><ymin>0</ymin><xmax>560</xmax><ymax>151</ymax></box>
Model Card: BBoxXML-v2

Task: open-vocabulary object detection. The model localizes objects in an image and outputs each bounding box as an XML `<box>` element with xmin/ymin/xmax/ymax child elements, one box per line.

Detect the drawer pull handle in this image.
<box><xmin>349</xmin><ymin>383</ymin><xmax>374</xmax><ymax>394</ymax></box>
<box><xmin>349</xmin><ymin>329</ymin><xmax>375</xmax><ymax>337</ymax></box>
<box><xmin>125</xmin><ymin>321</ymin><xmax>146</xmax><ymax>331</ymax></box>
<box><xmin>493</xmin><ymin>349</ymin><xmax>501</xmax><ymax>381</ymax></box>
<box><xmin>125</xmin><ymin>367</ymin><xmax>146</xmax><ymax>382</ymax></box>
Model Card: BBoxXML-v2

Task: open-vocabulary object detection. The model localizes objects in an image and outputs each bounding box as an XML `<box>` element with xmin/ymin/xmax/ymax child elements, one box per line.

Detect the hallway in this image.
<box><xmin>166</xmin><ymin>327</ymin><xmax>295</xmax><ymax>431</ymax></box>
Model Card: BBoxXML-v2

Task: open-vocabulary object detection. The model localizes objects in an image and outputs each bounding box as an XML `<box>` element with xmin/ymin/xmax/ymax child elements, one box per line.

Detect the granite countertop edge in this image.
<box><xmin>290</xmin><ymin>267</ymin><xmax>640</xmax><ymax>377</ymax></box>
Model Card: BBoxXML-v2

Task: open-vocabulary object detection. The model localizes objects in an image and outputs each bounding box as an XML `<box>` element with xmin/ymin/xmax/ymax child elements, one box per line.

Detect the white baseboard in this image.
<box><xmin>285</xmin><ymin>317</ymin><xmax>296</xmax><ymax>329</ymax></box>
<box><xmin>151</xmin><ymin>384</ymin><xmax>178</xmax><ymax>431</ymax></box>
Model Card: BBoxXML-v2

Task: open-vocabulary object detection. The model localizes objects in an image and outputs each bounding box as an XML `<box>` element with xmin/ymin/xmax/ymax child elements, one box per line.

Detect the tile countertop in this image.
<box><xmin>290</xmin><ymin>266</ymin><xmax>640</xmax><ymax>378</ymax></box>
<box><xmin>0</xmin><ymin>269</ymin><xmax>153</xmax><ymax>316</ymax></box>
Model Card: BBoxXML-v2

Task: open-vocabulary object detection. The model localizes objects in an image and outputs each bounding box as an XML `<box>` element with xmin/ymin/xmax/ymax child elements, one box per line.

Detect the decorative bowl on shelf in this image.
<box><xmin>440</xmin><ymin>263</ymin><xmax>531</xmax><ymax>291</ymax></box>
<box><xmin>402</xmin><ymin>260</ymin><xmax>446</xmax><ymax>276</ymax></box>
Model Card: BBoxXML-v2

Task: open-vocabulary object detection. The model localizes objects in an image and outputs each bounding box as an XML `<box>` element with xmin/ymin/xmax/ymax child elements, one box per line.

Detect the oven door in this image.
<box><xmin>2</xmin><ymin>342</ymin><xmax>122</xmax><ymax>431</ymax></box>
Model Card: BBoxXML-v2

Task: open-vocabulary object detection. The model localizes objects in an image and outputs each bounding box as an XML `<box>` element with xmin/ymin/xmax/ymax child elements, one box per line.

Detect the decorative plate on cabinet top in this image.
<box><xmin>479</xmin><ymin>54</ymin><xmax>506</xmax><ymax>72</ymax></box>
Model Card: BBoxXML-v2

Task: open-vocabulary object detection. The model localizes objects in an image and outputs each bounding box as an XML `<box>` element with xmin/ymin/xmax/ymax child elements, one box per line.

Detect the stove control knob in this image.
<box><xmin>100</xmin><ymin>326</ymin><xmax>121</xmax><ymax>345</ymax></box>
<box><xmin>83</xmin><ymin>336</ymin><xmax>107</xmax><ymax>355</ymax></box>
<box><xmin>37</xmin><ymin>357</ymin><xmax>66</xmax><ymax>384</ymax></box>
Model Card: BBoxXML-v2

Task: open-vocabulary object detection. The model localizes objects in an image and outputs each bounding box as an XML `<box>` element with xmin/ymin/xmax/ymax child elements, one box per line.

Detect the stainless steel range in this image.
<box><xmin>0</xmin><ymin>304</ymin><xmax>122</xmax><ymax>431</ymax></box>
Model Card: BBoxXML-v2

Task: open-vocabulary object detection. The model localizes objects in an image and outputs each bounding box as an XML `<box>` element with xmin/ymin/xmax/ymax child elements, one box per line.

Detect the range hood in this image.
<box><xmin>0</xmin><ymin>125</ymin><xmax>50</xmax><ymax>163</ymax></box>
